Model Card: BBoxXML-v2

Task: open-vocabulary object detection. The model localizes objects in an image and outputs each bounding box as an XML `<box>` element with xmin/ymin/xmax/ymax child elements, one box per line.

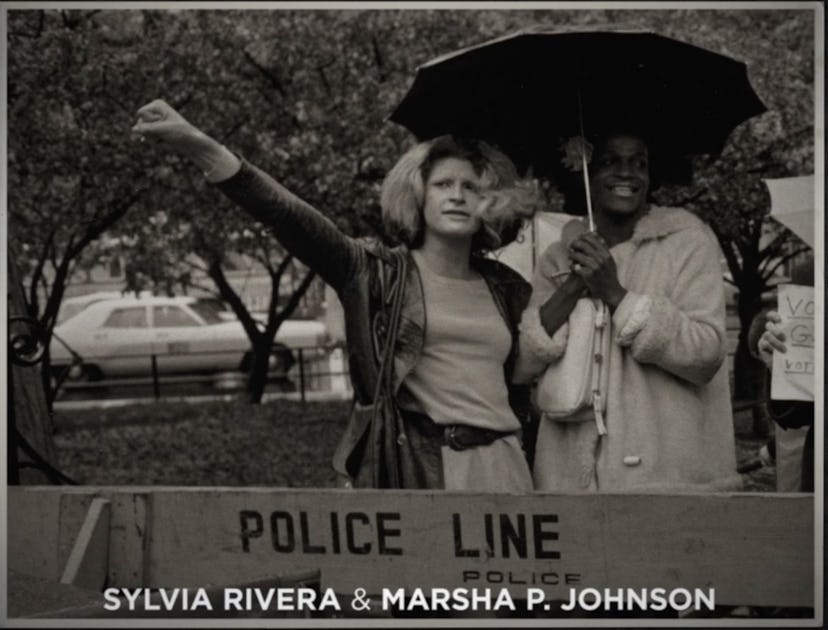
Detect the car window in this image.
<box><xmin>58</xmin><ymin>296</ymin><xmax>121</xmax><ymax>324</ymax></box>
<box><xmin>103</xmin><ymin>307</ymin><xmax>148</xmax><ymax>328</ymax></box>
<box><xmin>189</xmin><ymin>300</ymin><xmax>226</xmax><ymax>325</ymax></box>
<box><xmin>153</xmin><ymin>305</ymin><xmax>200</xmax><ymax>327</ymax></box>
<box><xmin>57</xmin><ymin>303</ymin><xmax>89</xmax><ymax>324</ymax></box>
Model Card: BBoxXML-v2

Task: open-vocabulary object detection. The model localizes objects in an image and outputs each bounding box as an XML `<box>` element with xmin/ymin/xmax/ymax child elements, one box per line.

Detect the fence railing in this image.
<box><xmin>54</xmin><ymin>344</ymin><xmax>352</xmax><ymax>403</ymax></box>
<box><xmin>55</xmin><ymin>340</ymin><xmax>764</xmax><ymax>413</ymax></box>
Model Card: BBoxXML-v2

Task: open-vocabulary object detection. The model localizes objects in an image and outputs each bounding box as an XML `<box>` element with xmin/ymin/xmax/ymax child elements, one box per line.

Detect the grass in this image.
<box><xmin>53</xmin><ymin>399</ymin><xmax>775</xmax><ymax>491</ymax></box>
<box><xmin>54</xmin><ymin>399</ymin><xmax>349</xmax><ymax>487</ymax></box>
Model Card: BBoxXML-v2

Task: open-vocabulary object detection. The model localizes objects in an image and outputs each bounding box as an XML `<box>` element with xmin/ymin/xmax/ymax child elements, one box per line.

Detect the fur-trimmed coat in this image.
<box><xmin>516</xmin><ymin>206</ymin><xmax>741</xmax><ymax>492</ymax></box>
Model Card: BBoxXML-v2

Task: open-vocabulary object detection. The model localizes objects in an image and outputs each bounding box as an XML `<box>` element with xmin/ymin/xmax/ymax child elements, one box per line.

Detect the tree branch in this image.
<box><xmin>218</xmin><ymin>117</ymin><xmax>250</xmax><ymax>144</ymax></box>
<box><xmin>253</xmin><ymin>238</ymin><xmax>271</xmax><ymax>268</ymax></box>
<box><xmin>733</xmin><ymin>217</ymin><xmax>763</xmax><ymax>267</ymax></box>
<box><xmin>243</xmin><ymin>50</ymin><xmax>287</xmax><ymax>98</ymax></box>
<box><xmin>48</xmin><ymin>232</ymin><xmax>61</xmax><ymax>272</ymax></box>
<box><xmin>758</xmin><ymin>228</ymin><xmax>793</xmax><ymax>261</ymax></box>
<box><xmin>206</xmin><ymin>257</ymin><xmax>261</xmax><ymax>343</ymax></box>
<box><xmin>181</xmin><ymin>257</ymin><xmax>208</xmax><ymax>275</ymax></box>
<box><xmin>37</xmin><ymin>273</ymin><xmax>52</xmax><ymax>323</ymax></box>
<box><xmin>272</xmin><ymin>253</ymin><xmax>294</xmax><ymax>285</ymax></box>
<box><xmin>277</xmin><ymin>268</ymin><xmax>317</xmax><ymax>323</ymax></box>
<box><xmin>66</xmin><ymin>188</ymin><xmax>145</xmax><ymax>260</ymax></box>
<box><xmin>710</xmin><ymin>224</ymin><xmax>744</xmax><ymax>285</ymax></box>
<box><xmin>761</xmin><ymin>247</ymin><xmax>812</xmax><ymax>282</ymax></box>
<box><xmin>261</xmin><ymin>254</ymin><xmax>295</xmax><ymax>331</ymax></box>
<box><xmin>41</xmin><ymin>254</ymin><xmax>75</xmax><ymax>332</ymax></box>
<box><xmin>316</xmin><ymin>63</ymin><xmax>333</xmax><ymax>98</ymax></box>
<box><xmin>27</xmin><ymin>227</ymin><xmax>57</xmax><ymax>317</ymax></box>
<box><xmin>371</xmin><ymin>35</ymin><xmax>387</xmax><ymax>82</ymax></box>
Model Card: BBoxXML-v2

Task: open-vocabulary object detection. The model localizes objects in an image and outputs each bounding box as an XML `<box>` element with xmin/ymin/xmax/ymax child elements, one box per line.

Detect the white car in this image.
<box><xmin>56</xmin><ymin>292</ymin><xmax>131</xmax><ymax>325</ymax></box>
<box><xmin>50</xmin><ymin>295</ymin><xmax>328</xmax><ymax>380</ymax></box>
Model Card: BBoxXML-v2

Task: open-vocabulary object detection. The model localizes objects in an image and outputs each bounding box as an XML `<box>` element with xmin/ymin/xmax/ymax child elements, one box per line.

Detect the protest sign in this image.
<box><xmin>771</xmin><ymin>284</ymin><xmax>815</xmax><ymax>401</ymax></box>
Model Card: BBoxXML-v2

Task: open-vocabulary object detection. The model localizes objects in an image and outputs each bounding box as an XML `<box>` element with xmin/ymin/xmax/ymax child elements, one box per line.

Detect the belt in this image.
<box><xmin>400</xmin><ymin>408</ymin><xmax>516</xmax><ymax>452</ymax></box>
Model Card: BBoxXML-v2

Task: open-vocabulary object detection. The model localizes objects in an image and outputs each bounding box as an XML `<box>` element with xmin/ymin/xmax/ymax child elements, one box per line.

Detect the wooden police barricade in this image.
<box><xmin>7</xmin><ymin>487</ymin><xmax>815</xmax><ymax>619</ymax></box>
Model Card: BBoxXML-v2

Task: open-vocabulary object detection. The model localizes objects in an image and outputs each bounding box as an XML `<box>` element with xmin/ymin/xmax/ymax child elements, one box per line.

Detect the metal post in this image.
<box><xmin>298</xmin><ymin>348</ymin><xmax>306</xmax><ymax>404</ymax></box>
<box><xmin>151</xmin><ymin>355</ymin><xmax>160</xmax><ymax>400</ymax></box>
<box><xmin>8</xmin><ymin>360</ymin><xmax>20</xmax><ymax>485</ymax></box>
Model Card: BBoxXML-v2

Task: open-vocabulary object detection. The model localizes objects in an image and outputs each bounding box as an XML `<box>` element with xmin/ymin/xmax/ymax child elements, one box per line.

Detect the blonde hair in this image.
<box><xmin>380</xmin><ymin>135</ymin><xmax>538</xmax><ymax>252</ymax></box>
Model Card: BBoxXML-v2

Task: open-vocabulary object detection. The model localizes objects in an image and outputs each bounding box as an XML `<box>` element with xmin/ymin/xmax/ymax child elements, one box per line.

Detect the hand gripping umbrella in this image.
<box><xmin>390</xmin><ymin>25</ymin><xmax>767</xmax><ymax>229</ymax></box>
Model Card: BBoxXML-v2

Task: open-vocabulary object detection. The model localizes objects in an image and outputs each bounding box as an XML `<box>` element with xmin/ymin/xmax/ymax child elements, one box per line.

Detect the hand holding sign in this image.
<box><xmin>770</xmin><ymin>284</ymin><xmax>814</xmax><ymax>401</ymax></box>
<box><xmin>758</xmin><ymin>311</ymin><xmax>786</xmax><ymax>369</ymax></box>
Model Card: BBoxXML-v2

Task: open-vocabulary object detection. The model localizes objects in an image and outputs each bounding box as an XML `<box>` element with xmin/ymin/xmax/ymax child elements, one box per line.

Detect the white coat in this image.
<box><xmin>517</xmin><ymin>206</ymin><xmax>741</xmax><ymax>491</ymax></box>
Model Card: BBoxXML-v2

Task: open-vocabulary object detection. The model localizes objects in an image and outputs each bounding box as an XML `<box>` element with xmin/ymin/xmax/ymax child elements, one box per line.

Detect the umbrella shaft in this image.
<box><xmin>577</xmin><ymin>88</ymin><xmax>595</xmax><ymax>232</ymax></box>
<box><xmin>581</xmin><ymin>144</ymin><xmax>595</xmax><ymax>232</ymax></box>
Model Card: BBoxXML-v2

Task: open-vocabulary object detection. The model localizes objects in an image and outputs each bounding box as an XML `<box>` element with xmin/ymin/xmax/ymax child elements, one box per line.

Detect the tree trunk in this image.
<box><xmin>734</xmin><ymin>280</ymin><xmax>769</xmax><ymax>437</ymax></box>
<box><xmin>247</xmin><ymin>345</ymin><xmax>272</xmax><ymax>404</ymax></box>
<box><xmin>7</xmin><ymin>255</ymin><xmax>59</xmax><ymax>484</ymax></box>
<box><xmin>733</xmin><ymin>333</ymin><xmax>770</xmax><ymax>437</ymax></box>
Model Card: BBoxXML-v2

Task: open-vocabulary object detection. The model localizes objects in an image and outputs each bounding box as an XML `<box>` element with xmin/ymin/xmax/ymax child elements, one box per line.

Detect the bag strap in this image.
<box><xmin>591</xmin><ymin>299</ymin><xmax>608</xmax><ymax>436</ymax></box>
<box><xmin>368</xmin><ymin>249</ymin><xmax>408</xmax><ymax>487</ymax></box>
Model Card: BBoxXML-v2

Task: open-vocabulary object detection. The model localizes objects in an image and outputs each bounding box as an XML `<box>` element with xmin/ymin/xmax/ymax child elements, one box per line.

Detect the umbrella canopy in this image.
<box><xmin>390</xmin><ymin>25</ymin><xmax>767</xmax><ymax>179</ymax></box>
<box><xmin>763</xmin><ymin>175</ymin><xmax>815</xmax><ymax>248</ymax></box>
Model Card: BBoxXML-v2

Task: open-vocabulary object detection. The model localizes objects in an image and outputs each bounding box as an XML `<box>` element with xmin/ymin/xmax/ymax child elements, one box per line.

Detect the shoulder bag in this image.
<box><xmin>534</xmin><ymin>297</ymin><xmax>611</xmax><ymax>435</ymax></box>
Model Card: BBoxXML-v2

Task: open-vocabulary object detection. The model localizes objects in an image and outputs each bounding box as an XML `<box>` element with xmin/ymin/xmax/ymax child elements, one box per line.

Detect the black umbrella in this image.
<box><xmin>390</xmin><ymin>25</ymin><xmax>767</xmax><ymax>181</ymax></box>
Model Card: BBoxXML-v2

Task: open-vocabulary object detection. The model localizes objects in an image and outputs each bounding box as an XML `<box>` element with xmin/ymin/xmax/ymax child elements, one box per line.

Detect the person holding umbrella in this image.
<box><xmin>132</xmin><ymin>99</ymin><xmax>539</xmax><ymax>492</ymax></box>
<box><xmin>389</xmin><ymin>26</ymin><xmax>767</xmax><ymax>493</ymax></box>
<box><xmin>514</xmin><ymin>124</ymin><xmax>741</xmax><ymax>492</ymax></box>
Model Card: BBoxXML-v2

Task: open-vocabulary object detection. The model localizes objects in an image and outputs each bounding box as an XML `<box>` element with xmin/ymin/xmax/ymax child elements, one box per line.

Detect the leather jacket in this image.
<box><xmin>218</xmin><ymin>160</ymin><xmax>533</xmax><ymax>488</ymax></box>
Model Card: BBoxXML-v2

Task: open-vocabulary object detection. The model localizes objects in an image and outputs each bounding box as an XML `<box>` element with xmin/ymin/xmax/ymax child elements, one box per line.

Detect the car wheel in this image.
<box><xmin>66</xmin><ymin>363</ymin><xmax>103</xmax><ymax>382</ymax></box>
<box><xmin>271</xmin><ymin>344</ymin><xmax>296</xmax><ymax>374</ymax></box>
<box><xmin>240</xmin><ymin>347</ymin><xmax>296</xmax><ymax>376</ymax></box>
